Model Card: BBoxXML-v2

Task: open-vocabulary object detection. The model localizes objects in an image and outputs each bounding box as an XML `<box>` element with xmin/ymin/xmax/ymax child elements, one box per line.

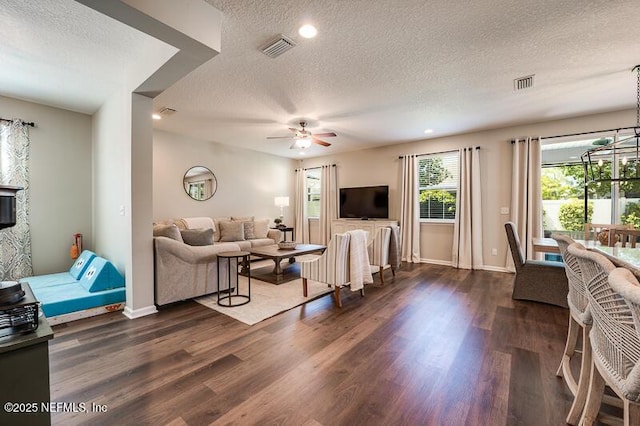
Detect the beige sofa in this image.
<box><xmin>153</xmin><ymin>216</ymin><xmax>282</xmax><ymax>305</ymax></box>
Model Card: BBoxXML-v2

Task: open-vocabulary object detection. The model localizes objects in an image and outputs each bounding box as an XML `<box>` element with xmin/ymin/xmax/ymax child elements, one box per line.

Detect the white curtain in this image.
<box><xmin>319</xmin><ymin>164</ymin><xmax>338</xmax><ymax>245</ymax></box>
<box><xmin>294</xmin><ymin>168</ymin><xmax>309</xmax><ymax>243</ymax></box>
<box><xmin>507</xmin><ymin>137</ymin><xmax>542</xmax><ymax>270</ymax></box>
<box><xmin>452</xmin><ymin>147</ymin><xmax>483</xmax><ymax>269</ymax></box>
<box><xmin>0</xmin><ymin>120</ymin><xmax>32</xmax><ymax>280</ymax></box>
<box><xmin>400</xmin><ymin>155</ymin><xmax>420</xmax><ymax>263</ymax></box>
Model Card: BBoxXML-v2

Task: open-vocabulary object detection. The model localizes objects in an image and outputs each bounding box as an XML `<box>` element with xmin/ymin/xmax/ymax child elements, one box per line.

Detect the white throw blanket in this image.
<box><xmin>347</xmin><ymin>230</ymin><xmax>373</xmax><ymax>291</ymax></box>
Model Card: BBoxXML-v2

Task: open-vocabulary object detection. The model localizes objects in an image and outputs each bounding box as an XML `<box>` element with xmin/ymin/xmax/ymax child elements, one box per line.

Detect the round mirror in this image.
<box><xmin>183</xmin><ymin>166</ymin><xmax>217</xmax><ymax>201</ymax></box>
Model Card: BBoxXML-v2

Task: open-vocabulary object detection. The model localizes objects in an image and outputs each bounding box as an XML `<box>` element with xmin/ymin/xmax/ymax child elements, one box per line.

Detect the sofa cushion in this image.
<box><xmin>235</xmin><ymin>240</ymin><xmax>252</xmax><ymax>250</ymax></box>
<box><xmin>243</xmin><ymin>221</ymin><xmax>256</xmax><ymax>239</ymax></box>
<box><xmin>213</xmin><ymin>217</ymin><xmax>231</xmax><ymax>242</ymax></box>
<box><xmin>249</xmin><ymin>238</ymin><xmax>276</xmax><ymax>248</ymax></box>
<box><xmin>253</xmin><ymin>219</ymin><xmax>269</xmax><ymax>239</ymax></box>
<box><xmin>182</xmin><ymin>217</ymin><xmax>215</xmax><ymax>230</ymax></box>
<box><xmin>181</xmin><ymin>228</ymin><xmax>214</xmax><ymax>246</ymax></box>
<box><xmin>231</xmin><ymin>216</ymin><xmax>254</xmax><ymax>222</ymax></box>
<box><xmin>69</xmin><ymin>250</ymin><xmax>96</xmax><ymax>280</ymax></box>
<box><xmin>153</xmin><ymin>224</ymin><xmax>184</xmax><ymax>242</ymax></box>
<box><xmin>219</xmin><ymin>221</ymin><xmax>245</xmax><ymax>242</ymax></box>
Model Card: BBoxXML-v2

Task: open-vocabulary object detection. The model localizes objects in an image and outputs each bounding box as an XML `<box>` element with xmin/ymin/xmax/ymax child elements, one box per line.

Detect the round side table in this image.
<box><xmin>216</xmin><ymin>251</ymin><xmax>251</xmax><ymax>307</ymax></box>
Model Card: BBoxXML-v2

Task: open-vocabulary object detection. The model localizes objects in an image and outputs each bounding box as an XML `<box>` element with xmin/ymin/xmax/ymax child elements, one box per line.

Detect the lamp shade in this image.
<box><xmin>274</xmin><ymin>196</ymin><xmax>289</xmax><ymax>207</ymax></box>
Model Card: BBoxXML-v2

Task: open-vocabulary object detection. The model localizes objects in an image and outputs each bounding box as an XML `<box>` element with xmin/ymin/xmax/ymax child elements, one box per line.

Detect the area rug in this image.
<box><xmin>195</xmin><ymin>260</ymin><xmax>332</xmax><ymax>325</ymax></box>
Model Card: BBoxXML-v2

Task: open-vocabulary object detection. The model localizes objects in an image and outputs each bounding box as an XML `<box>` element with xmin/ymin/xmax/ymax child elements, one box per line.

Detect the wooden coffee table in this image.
<box><xmin>242</xmin><ymin>244</ymin><xmax>326</xmax><ymax>284</ymax></box>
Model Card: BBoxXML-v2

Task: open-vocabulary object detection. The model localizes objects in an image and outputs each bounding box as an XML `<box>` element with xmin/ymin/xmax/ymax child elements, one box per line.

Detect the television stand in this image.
<box><xmin>332</xmin><ymin>219</ymin><xmax>398</xmax><ymax>243</ymax></box>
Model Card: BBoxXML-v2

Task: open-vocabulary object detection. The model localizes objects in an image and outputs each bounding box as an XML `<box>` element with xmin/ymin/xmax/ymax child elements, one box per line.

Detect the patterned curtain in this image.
<box><xmin>0</xmin><ymin>120</ymin><xmax>32</xmax><ymax>280</ymax></box>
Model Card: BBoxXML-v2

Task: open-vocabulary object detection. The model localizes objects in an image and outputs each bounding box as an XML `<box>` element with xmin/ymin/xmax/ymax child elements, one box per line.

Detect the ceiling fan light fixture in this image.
<box><xmin>298</xmin><ymin>24</ymin><xmax>317</xmax><ymax>39</ymax></box>
<box><xmin>296</xmin><ymin>138</ymin><xmax>312</xmax><ymax>149</ymax></box>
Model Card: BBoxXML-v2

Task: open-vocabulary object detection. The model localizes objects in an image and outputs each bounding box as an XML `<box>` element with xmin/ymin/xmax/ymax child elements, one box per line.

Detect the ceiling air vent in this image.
<box><xmin>514</xmin><ymin>75</ymin><xmax>535</xmax><ymax>91</ymax></box>
<box><xmin>261</xmin><ymin>34</ymin><xmax>296</xmax><ymax>58</ymax></box>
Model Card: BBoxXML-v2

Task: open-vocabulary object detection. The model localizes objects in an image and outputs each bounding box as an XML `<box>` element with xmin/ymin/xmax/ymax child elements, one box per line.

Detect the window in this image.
<box><xmin>306</xmin><ymin>168</ymin><xmax>321</xmax><ymax>218</ymax></box>
<box><xmin>418</xmin><ymin>151</ymin><xmax>459</xmax><ymax>221</ymax></box>
<box><xmin>187</xmin><ymin>181</ymin><xmax>205</xmax><ymax>199</ymax></box>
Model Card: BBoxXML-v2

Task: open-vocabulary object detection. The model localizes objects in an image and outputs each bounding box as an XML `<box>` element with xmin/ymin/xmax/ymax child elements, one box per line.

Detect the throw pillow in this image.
<box><xmin>153</xmin><ymin>224</ymin><xmax>184</xmax><ymax>243</ymax></box>
<box><xmin>213</xmin><ymin>217</ymin><xmax>231</xmax><ymax>242</ymax></box>
<box><xmin>243</xmin><ymin>221</ymin><xmax>256</xmax><ymax>239</ymax></box>
<box><xmin>219</xmin><ymin>221</ymin><xmax>245</xmax><ymax>242</ymax></box>
<box><xmin>180</xmin><ymin>228</ymin><xmax>214</xmax><ymax>246</ymax></box>
<box><xmin>253</xmin><ymin>219</ymin><xmax>269</xmax><ymax>239</ymax></box>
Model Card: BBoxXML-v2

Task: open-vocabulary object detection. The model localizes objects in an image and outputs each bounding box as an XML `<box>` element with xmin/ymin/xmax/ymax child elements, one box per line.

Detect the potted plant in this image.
<box><xmin>274</xmin><ymin>218</ymin><xmax>284</xmax><ymax>228</ymax></box>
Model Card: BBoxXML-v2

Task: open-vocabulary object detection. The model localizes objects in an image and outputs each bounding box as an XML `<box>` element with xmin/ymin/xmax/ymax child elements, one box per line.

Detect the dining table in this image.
<box><xmin>532</xmin><ymin>237</ymin><xmax>598</xmax><ymax>254</ymax></box>
<box><xmin>531</xmin><ymin>237</ymin><xmax>640</xmax><ymax>277</ymax></box>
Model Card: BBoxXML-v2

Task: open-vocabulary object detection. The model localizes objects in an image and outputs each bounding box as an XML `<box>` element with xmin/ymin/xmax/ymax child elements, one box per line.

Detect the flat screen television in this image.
<box><xmin>339</xmin><ymin>185</ymin><xmax>389</xmax><ymax>219</ymax></box>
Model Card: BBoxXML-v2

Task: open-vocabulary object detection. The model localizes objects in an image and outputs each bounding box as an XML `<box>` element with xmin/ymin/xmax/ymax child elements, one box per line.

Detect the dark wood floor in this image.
<box><xmin>48</xmin><ymin>263</ymin><xmax>575</xmax><ymax>425</ymax></box>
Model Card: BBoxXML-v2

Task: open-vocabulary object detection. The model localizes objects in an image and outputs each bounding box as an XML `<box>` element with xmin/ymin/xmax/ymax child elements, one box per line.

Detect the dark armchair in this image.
<box><xmin>504</xmin><ymin>222</ymin><xmax>568</xmax><ymax>308</ymax></box>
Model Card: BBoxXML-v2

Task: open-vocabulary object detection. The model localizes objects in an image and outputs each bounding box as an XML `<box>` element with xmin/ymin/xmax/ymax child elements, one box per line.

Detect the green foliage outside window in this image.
<box><xmin>541</xmin><ymin>164</ymin><xmax>613</xmax><ymax>200</ymax></box>
<box><xmin>419</xmin><ymin>157</ymin><xmax>452</xmax><ymax>186</ymax></box>
<box><xmin>419</xmin><ymin>189</ymin><xmax>456</xmax><ymax>219</ymax></box>
<box><xmin>621</xmin><ymin>202</ymin><xmax>640</xmax><ymax>228</ymax></box>
<box><xmin>558</xmin><ymin>199</ymin><xmax>593</xmax><ymax>231</ymax></box>
<box><xmin>418</xmin><ymin>155</ymin><xmax>458</xmax><ymax>220</ymax></box>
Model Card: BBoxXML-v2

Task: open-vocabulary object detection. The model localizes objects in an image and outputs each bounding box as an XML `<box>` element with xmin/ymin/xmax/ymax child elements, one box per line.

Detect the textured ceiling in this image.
<box><xmin>152</xmin><ymin>0</ymin><xmax>640</xmax><ymax>158</ymax></box>
<box><xmin>2</xmin><ymin>0</ymin><xmax>640</xmax><ymax>159</ymax></box>
<box><xmin>0</xmin><ymin>0</ymin><xmax>176</xmax><ymax>114</ymax></box>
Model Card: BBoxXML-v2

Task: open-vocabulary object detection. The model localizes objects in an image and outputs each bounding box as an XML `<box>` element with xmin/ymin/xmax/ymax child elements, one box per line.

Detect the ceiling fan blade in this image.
<box><xmin>288</xmin><ymin>128</ymin><xmax>299</xmax><ymax>133</ymax></box>
<box><xmin>266</xmin><ymin>136</ymin><xmax>294</xmax><ymax>139</ymax></box>
<box><xmin>312</xmin><ymin>132</ymin><xmax>337</xmax><ymax>138</ymax></box>
<box><xmin>312</xmin><ymin>137</ymin><xmax>331</xmax><ymax>147</ymax></box>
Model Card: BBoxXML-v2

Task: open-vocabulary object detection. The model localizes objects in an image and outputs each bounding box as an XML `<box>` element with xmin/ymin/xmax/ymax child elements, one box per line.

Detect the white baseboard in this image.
<box><xmin>123</xmin><ymin>305</ymin><xmax>158</xmax><ymax>319</ymax></box>
<box><xmin>482</xmin><ymin>265</ymin><xmax>512</xmax><ymax>273</ymax></box>
<box><xmin>402</xmin><ymin>258</ymin><xmax>511</xmax><ymax>273</ymax></box>
<box><xmin>419</xmin><ymin>258</ymin><xmax>453</xmax><ymax>267</ymax></box>
<box><xmin>46</xmin><ymin>302</ymin><xmax>125</xmax><ymax>326</ymax></box>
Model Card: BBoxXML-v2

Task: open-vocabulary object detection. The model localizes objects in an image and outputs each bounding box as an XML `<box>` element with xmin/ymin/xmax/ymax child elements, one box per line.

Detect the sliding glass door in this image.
<box><xmin>541</xmin><ymin>131</ymin><xmax>639</xmax><ymax>236</ymax></box>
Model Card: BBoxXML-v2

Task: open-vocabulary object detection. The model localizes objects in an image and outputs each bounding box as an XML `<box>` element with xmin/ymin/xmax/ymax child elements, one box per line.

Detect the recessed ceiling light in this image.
<box><xmin>298</xmin><ymin>24</ymin><xmax>317</xmax><ymax>39</ymax></box>
<box><xmin>424</xmin><ymin>129</ymin><xmax>433</xmax><ymax>134</ymax></box>
<box><xmin>152</xmin><ymin>114</ymin><xmax>162</xmax><ymax>120</ymax></box>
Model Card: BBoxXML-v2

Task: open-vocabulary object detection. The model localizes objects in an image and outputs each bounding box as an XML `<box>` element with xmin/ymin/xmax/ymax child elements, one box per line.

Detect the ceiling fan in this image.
<box><xmin>267</xmin><ymin>121</ymin><xmax>336</xmax><ymax>149</ymax></box>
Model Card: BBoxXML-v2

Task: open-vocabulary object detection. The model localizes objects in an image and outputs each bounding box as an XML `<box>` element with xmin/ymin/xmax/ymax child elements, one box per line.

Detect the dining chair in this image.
<box><xmin>368</xmin><ymin>227</ymin><xmax>393</xmax><ymax>284</ymax></box>
<box><xmin>552</xmin><ymin>235</ymin><xmax>590</xmax><ymax>424</ymax></box>
<box><xmin>576</xmin><ymin>262</ymin><xmax>640</xmax><ymax>425</ymax></box>
<box><xmin>504</xmin><ymin>222</ymin><xmax>568</xmax><ymax>307</ymax></box>
<box><xmin>608</xmin><ymin>228</ymin><xmax>640</xmax><ymax>248</ymax></box>
<box><xmin>299</xmin><ymin>233</ymin><xmax>362</xmax><ymax>308</ymax></box>
<box><xmin>584</xmin><ymin>223</ymin><xmax>633</xmax><ymax>245</ymax></box>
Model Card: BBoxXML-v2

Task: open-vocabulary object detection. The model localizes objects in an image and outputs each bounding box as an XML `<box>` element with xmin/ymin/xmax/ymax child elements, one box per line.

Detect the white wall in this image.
<box><xmin>0</xmin><ymin>95</ymin><xmax>92</xmax><ymax>275</ymax></box>
<box><xmin>301</xmin><ymin>108</ymin><xmax>636</xmax><ymax>270</ymax></box>
<box><xmin>92</xmin><ymin>89</ymin><xmax>131</xmax><ymax>273</ymax></box>
<box><xmin>153</xmin><ymin>130</ymin><xmax>297</xmax><ymax>223</ymax></box>
<box><xmin>129</xmin><ymin>93</ymin><xmax>155</xmax><ymax>315</ymax></box>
